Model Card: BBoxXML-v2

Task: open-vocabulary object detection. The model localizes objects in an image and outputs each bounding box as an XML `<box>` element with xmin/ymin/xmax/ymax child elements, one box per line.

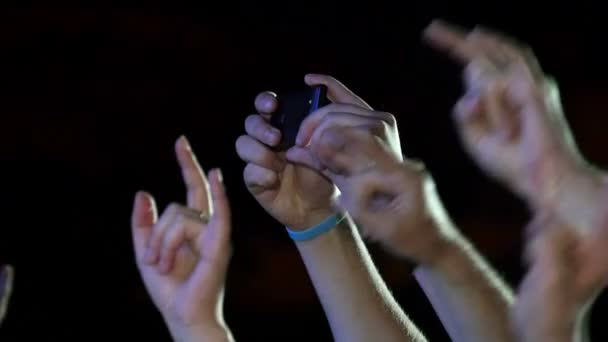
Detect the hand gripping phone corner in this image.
<box><xmin>270</xmin><ymin>85</ymin><xmax>329</xmax><ymax>150</ymax></box>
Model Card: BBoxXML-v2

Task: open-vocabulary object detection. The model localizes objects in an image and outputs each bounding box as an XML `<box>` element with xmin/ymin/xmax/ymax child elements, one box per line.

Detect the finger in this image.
<box><xmin>131</xmin><ymin>191</ymin><xmax>158</xmax><ymax>266</ymax></box>
<box><xmin>470</xmin><ymin>27</ymin><xmax>534</xmax><ymax>65</ymax></box>
<box><xmin>304</xmin><ymin>74</ymin><xmax>372</xmax><ymax>109</ymax></box>
<box><xmin>464</xmin><ymin>58</ymin><xmax>497</xmax><ymax>88</ymax></box>
<box><xmin>207</xmin><ymin>169</ymin><xmax>232</xmax><ymax>245</ymax></box>
<box><xmin>453</xmin><ymin>88</ymin><xmax>492</xmax><ymax>146</ymax></box>
<box><xmin>335</xmin><ymin>170</ymin><xmax>394</xmax><ymax>228</ymax></box>
<box><xmin>0</xmin><ymin>265</ymin><xmax>13</xmax><ymax>316</ymax></box>
<box><xmin>185</xmin><ymin>170</ymin><xmax>233</xmax><ymax>307</ymax></box>
<box><xmin>484</xmin><ymin>80</ymin><xmax>520</xmax><ymax>140</ymax></box>
<box><xmin>243</xmin><ymin>163</ymin><xmax>280</xmax><ymax>194</ymax></box>
<box><xmin>423</xmin><ymin>19</ymin><xmax>479</xmax><ymax>63</ymax></box>
<box><xmin>313</xmin><ymin>127</ymin><xmax>395</xmax><ymax>177</ymax></box>
<box><xmin>158</xmin><ymin>210</ymin><xmax>204</xmax><ymax>274</ymax></box>
<box><xmin>308</xmin><ymin>112</ymin><xmax>386</xmax><ymax>151</ymax></box>
<box><xmin>285</xmin><ymin>146</ymin><xmax>323</xmax><ymax>171</ymax></box>
<box><xmin>255</xmin><ymin>91</ymin><xmax>279</xmax><ymax>118</ymax></box>
<box><xmin>244</xmin><ymin>114</ymin><xmax>281</xmax><ymax>147</ymax></box>
<box><xmin>296</xmin><ymin>103</ymin><xmax>390</xmax><ymax>146</ymax></box>
<box><xmin>146</xmin><ymin>203</ymin><xmax>181</xmax><ymax>264</ymax></box>
<box><xmin>235</xmin><ymin>135</ymin><xmax>285</xmax><ymax>172</ymax></box>
<box><xmin>175</xmin><ymin>136</ymin><xmax>211</xmax><ymax>213</ymax></box>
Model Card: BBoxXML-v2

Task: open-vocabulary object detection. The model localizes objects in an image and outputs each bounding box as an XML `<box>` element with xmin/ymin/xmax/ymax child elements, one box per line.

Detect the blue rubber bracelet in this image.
<box><xmin>286</xmin><ymin>213</ymin><xmax>346</xmax><ymax>242</ymax></box>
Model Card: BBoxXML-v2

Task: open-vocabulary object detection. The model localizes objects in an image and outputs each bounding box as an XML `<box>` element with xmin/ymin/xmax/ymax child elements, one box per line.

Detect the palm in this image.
<box><xmin>140</xmin><ymin>244</ymin><xmax>198</xmax><ymax>315</ymax></box>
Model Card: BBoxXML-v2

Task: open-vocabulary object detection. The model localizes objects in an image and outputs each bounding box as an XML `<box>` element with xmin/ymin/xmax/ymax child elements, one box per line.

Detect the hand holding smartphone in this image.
<box><xmin>270</xmin><ymin>85</ymin><xmax>329</xmax><ymax>150</ymax></box>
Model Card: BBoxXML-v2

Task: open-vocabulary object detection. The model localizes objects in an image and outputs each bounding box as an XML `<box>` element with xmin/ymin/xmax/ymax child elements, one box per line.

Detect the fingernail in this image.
<box><xmin>215</xmin><ymin>168</ymin><xmax>224</xmax><ymax>183</ymax></box>
<box><xmin>180</xmin><ymin>135</ymin><xmax>192</xmax><ymax>151</ymax></box>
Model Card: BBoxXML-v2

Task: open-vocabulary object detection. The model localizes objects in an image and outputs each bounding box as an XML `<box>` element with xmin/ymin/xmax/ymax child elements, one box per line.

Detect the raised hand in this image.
<box><xmin>309</xmin><ymin>126</ymin><xmax>454</xmax><ymax>265</ymax></box>
<box><xmin>423</xmin><ymin>20</ymin><xmax>607</xmax><ymax>223</ymax></box>
<box><xmin>236</xmin><ymin>74</ymin><xmax>401</xmax><ymax>230</ymax></box>
<box><xmin>132</xmin><ymin>136</ymin><xmax>233</xmax><ymax>342</ymax></box>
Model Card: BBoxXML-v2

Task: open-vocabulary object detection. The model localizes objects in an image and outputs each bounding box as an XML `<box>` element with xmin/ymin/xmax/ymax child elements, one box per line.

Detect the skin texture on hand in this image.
<box><xmin>424</xmin><ymin>22</ymin><xmax>608</xmax><ymax>339</ymax></box>
<box><xmin>309</xmin><ymin>126</ymin><xmax>453</xmax><ymax>265</ymax></box>
<box><xmin>513</xmin><ymin>213</ymin><xmax>608</xmax><ymax>342</ymax></box>
<box><xmin>424</xmin><ymin>20</ymin><xmax>608</xmax><ymax>229</ymax></box>
<box><xmin>132</xmin><ymin>136</ymin><xmax>233</xmax><ymax>342</ymax></box>
<box><xmin>237</xmin><ymin>74</ymin><xmax>426</xmax><ymax>342</ymax></box>
<box><xmin>0</xmin><ymin>265</ymin><xmax>13</xmax><ymax>326</ymax></box>
<box><xmin>236</xmin><ymin>74</ymin><xmax>402</xmax><ymax>230</ymax></box>
<box><xmin>308</xmin><ymin>125</ymin><xmax>515</xmax><ymax>342</ymax></box>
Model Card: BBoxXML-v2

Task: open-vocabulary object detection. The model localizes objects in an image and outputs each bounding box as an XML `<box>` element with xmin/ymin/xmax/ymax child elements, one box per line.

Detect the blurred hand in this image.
<box><xmin>132</xmin><ymin>136</ymin><xmax>233</xmax><ymax>342</ymax></box>
<box><xmin>236</xmin><ymin>74</ymin><xmax>401</xmax><ymax>230</ymax></box>
<box><xmin>513</xmin><ymin>213</ymin><xmax>608</xmax><ymax>341</ymax></box>
<box><xmin>309</xmin><ymin>126</ymin><xmax>456</xmax><ymax>265</ymax></box>
<box><xmin>0</xmin><ymin>265</ymin><xmax>13</xmax><ymax>325</ymax></box>
<box><xmin>423</xmin><ymin>20</ymin><xmax>605</xmax><ymax>214</ymax></box>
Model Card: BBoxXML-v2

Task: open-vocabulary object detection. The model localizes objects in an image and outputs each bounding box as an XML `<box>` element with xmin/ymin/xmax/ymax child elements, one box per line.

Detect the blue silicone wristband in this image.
<box><xmin>286</xmin><ymin>213</ymin><xmax>346</xmax><ymax>242</ymax></box>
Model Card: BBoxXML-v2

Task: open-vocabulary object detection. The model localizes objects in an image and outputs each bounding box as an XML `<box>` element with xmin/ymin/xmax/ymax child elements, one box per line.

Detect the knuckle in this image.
<box><xmin>174</xmin><ymin>214</ymin><xmax>186</xmax><ymax>227</ymax></box>
<box><xmin>318</xmin><ymin>126</ymin><xmax>345</xmax><ymax>148</ymax></box>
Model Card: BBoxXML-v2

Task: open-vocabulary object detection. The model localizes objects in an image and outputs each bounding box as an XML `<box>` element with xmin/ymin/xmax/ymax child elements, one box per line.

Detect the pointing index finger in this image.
<box><xmin>175</xmin><ymin>136</ymin><xmax>211</xmax><ymax>214</ymax></box>
<box><xmin>423</xmin><ymin>19</ymin><xmax>480</xmax><ymax>63</ymax></box>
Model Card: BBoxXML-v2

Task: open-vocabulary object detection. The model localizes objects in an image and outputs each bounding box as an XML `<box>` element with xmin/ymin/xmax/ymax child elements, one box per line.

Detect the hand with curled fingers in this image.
<box><xmin>236</xmin><ymin>73</ymin><xmax>402</xmax><ymax>230</ymax></box>
<box><xmin>308</xmin><ymin>126</ymin><xmax>456</xmax><ymax>265</ymax></box>
<box><xmin>513</xmin><ymin>212</ymin><xmax>608</xmax><ymax>341</ymax></box>
<box><xmin>131</xmin><ymin>136</ymin><xmax>233</xmax><ymax>342</ymax></box>
<box><xmin>424</xmin><ymin>20</ymin><xmax>608</xmax><ymax>231</ymax></box>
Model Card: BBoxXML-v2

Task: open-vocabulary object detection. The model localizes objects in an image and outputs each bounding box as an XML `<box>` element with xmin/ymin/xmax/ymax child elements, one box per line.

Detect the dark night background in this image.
<box><xmin>0</xmin><ymin>3</ymin><xmax>607</xmax><ymax>341</ymax></box>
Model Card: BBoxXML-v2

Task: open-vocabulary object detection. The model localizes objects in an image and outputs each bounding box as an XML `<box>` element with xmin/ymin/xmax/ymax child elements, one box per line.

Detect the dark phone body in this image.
<box><xmin>270</xmin><ymin>85</ymin><xmax>329</xmax><ymax>150</ymax></box>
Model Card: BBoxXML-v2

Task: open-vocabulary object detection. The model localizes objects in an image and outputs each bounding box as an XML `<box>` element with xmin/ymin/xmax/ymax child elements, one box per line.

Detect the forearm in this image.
<box><xmin>413</xmin><ymin>229</ymin><xmax>515</xmax><ymax>342</ymax></box>
<box><xmin>295</xmin><ymin>215</ymin><xmax>426</xmax><ymax>342</ymax></box>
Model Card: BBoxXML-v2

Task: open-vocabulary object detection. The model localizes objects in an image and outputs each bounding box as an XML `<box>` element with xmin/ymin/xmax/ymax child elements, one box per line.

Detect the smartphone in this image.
<box><xmin>270</xmin><ymin>85</ymin><xmax>329</xmax><ymax>150</ymax></box>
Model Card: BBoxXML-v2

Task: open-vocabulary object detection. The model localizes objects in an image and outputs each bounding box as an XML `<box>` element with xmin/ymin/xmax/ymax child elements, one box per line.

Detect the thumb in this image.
<box><xmin>131</xmin><ymin>191</ymin><xmax>158</xmax><ymax>266</ymax></box>
<box><xmin>187</xmin><ymin>169</ymin><xmax>232</xmax><ymax>302</ymax></box>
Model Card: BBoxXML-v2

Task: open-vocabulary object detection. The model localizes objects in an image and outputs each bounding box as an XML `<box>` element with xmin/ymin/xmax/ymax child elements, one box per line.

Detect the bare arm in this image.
<box><xmin>414</xmin><ymin>233</ymin><xmax>514</xmax><ymax>342</ymax></box>
<box><xmin>237</xmin><ymin>75</ymin><xmax>429</xmax><ymax>342</ymax></box>
<box><xmin>422</xmin><ymin>19</ymin><xmax>608</xmax><ymax>341</ymax></box>
<box><xmin>513</xmin><ymin>214</ymin><xmax>606</xmax><ymax>342</ymax></box>
<box><xmin>295</xmin><ymin>216</ymin><xmax>425</xmax><ymax>342</ymax></box>
<box><xmin>308</xmin><ymin>126</ymin><xmax>515</xmax><ymax>342</ymax></box>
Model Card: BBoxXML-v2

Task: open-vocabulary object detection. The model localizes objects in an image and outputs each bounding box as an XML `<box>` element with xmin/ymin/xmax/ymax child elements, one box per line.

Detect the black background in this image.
<box><xmin>0</xmin><ymin>3</ymin><xmax>607</xmax><ymax>341</ymax></box>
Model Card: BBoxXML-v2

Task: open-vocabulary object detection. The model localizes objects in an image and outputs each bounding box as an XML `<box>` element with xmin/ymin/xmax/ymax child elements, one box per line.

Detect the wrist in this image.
<box><xmin>167</xmin><ymin>320</ymin><xmax>232</xmax><ymax>342</ymax></box>
<box><xmin>287</xmin><ymin>207</ymin><xmax>336</xmax><ymax>231</ymax></box>
<box><xmin>528</xmin><ymin>154</ymin><xmax>604</xmax><ymax>209</ymax></box>
<box><xmin>532</xmin><ymin>158</ymin><xmax>608</xmax><ymax>227</ymax></box>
